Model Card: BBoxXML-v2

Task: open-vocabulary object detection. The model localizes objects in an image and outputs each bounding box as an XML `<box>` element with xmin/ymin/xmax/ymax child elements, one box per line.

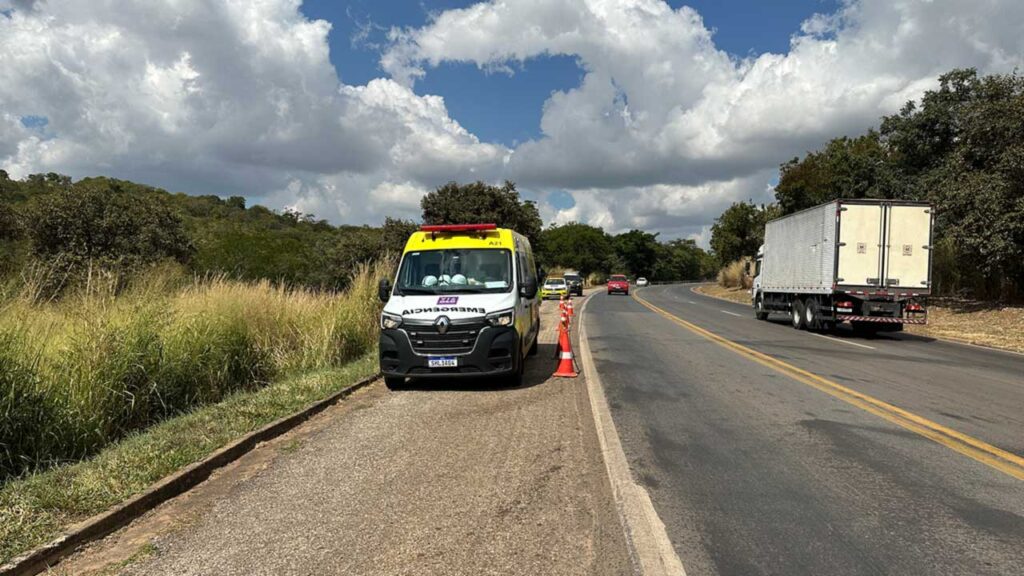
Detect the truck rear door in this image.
<box><xmin>883</xmin><ymin>205</ymin><xmax>932</xmax><ymax>290</ymax></box>
<box><xmin>837</xmin><ymin>203</ymin><xmax>883</xmax><ymax>287</ymax></box>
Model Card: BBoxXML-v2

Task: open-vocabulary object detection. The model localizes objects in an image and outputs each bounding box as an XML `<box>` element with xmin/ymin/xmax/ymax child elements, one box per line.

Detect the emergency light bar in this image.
<box><xmin>420</xmin><ymin>223</ymin><xmax>497</xmax><ymax>233</ymax></box>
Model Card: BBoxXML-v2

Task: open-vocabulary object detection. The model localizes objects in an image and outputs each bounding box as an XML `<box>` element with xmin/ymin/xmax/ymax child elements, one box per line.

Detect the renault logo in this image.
<box><xmin>434</xmin><ymin>316</ymin><xmax>451</xmax><ymax>334</ymax></box>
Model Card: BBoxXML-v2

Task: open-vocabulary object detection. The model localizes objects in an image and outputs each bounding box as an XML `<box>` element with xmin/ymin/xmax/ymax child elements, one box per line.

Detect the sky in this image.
<box><xmin>2</xmin><ymin>0</ymin><xmax>1023</xmax><ymax>245</ymax></box>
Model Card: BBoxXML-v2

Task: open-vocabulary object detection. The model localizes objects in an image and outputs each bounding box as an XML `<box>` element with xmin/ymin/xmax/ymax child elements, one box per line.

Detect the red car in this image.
<box><xmin>607</xmin><ymin>274</ymin><xmax>630</xmax><ymax>295</ymax></box>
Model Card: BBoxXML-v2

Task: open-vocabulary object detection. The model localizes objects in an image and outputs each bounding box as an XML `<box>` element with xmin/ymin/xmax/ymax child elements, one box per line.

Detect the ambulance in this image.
<box><xmin>377</xmin><ymin>224</ymin><xmax>541</xmax><ymax>389</ymax></box>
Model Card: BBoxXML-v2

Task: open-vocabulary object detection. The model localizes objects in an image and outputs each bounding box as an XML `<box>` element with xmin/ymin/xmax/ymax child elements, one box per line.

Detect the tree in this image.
<box><xmin>538</xmin><ymin>222</ymin><xmax>613</xmax><ymax>277</ymax></box>
<box><xmin>421</xmin><ymin>181</ymin><xmax>543</xmax><ymax>248</ymax></box>
<box><xmin>381</xmin><ymin>217</ymin><xmax>419</xmax><ymax>256</ymax></box>
<box><xmin>613</xmin><ymin>229</ymin><xmax>661</xmax><ymax>277</ymax></box>
<box><xmin>25</xmin><ymin>179</ymin><xmax>193</xmax><ymax>274</ymax></box>
<box><xmin>653</xmin><ymin>239</ymin><xmax>716</xmax><ymax>282</ymax></box>
<box><xmin>709</xmin><ymin>202</ymin><xmax>769</xmax><ymax>265</ymax></box>
<box><xmin>775</xmin><ymin>131</ymin><xmax>900</xmax><ymax>215</ymax></box>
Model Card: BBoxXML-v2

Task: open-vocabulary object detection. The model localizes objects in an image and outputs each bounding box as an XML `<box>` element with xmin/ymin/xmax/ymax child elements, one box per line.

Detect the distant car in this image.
<box><xmin>563</xmin><ymin>273</ymin><xmax>584</xmax><ymax>296</ymax></box>
<box><xmin>636</xmin><ymin>277</ymin><xmax>649</xmax><ymax>287</ymax></box>
<box><xmin>541</xmin><ymin>277</ymin><xmax>569</xmax><ymax>300</ymax></box>
<box><xmin>607</xmin><ymin>274</ymin><xmax>629</xmax><ymax>295</ymax></box>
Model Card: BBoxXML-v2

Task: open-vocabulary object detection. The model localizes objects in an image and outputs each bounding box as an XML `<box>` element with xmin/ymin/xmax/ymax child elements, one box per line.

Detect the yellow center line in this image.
<box><xmin>631</xmin><ymin>290</ymin><xmax>1024</xmax><ymax>481</ymax></box>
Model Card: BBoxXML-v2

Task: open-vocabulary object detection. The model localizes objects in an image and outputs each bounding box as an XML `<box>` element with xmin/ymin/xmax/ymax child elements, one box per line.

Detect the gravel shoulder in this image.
<box><xmin>54</xmin><ymin>293</ymin><xmax>631</xmax><ymax>576</ymax></box>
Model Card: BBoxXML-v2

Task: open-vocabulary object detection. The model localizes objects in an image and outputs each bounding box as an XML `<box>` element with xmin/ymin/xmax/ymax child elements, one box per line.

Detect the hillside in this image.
<box><xmin>0</xmin><ymin>172</ymin><xmax>414</xmax><ymax>289</ymax></box>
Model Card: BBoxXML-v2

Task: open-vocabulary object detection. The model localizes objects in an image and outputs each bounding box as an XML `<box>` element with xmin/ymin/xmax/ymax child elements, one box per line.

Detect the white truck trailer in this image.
<box><xmin>752</xmin><ymin>199</ymin><xmax>933</xmax><ymax>333</ymax></box>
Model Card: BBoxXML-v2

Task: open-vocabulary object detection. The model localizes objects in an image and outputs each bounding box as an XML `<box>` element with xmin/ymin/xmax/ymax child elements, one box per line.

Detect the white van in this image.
<box><xmin>377</xmin><ymin>224</ymin><xmax>541</xmax><ymax>389</ymax></box>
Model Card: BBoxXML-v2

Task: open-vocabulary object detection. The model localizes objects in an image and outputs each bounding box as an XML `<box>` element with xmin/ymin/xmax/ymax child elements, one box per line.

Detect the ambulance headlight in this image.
<box><xmin>380</xmin><ymin>312</ymin><xmax>402</xmax><ymax>330</ymax></box>
<box><xmin>486</xmin><ymin>309</ymin><xmax>514</xmax><ymax>327</ymax></box>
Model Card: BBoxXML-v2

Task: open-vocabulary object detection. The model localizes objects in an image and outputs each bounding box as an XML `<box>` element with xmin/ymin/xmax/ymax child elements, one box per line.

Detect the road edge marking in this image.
<box><xmin>578</xmin><ymin>294</ymin><xmax>687</xmax><ymax>576</ymax></box>
<box><xmin>631</xmin><ymin>291</ymin><xmax>1024</xmax><ymax>481</ymax></box>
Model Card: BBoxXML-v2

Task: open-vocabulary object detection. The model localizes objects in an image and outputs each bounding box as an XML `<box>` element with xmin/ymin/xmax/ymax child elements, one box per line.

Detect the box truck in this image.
<box><xmin>751</xmin><ymin>200</ymin><xmax>932</xmax><ymax>333</ymax></box>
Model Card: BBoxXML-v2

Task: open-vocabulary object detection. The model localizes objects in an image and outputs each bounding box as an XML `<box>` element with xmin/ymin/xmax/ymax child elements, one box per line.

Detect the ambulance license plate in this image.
<box><xmin>428</xmin><ymin>356</ymin><xmax>457</xmax><ymax>368</ymax></box>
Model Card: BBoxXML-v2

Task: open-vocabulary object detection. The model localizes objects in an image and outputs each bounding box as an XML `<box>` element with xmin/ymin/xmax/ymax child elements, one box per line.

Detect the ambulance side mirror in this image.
<box><xmin>378</xmin><ymin>278</ymin><xmax>392</xmax><ymax>303</ymax></box>
<box><xmin>521</xmin><ymin>278</ymin><xmax>538</xmax><ymax>299</ymax></box>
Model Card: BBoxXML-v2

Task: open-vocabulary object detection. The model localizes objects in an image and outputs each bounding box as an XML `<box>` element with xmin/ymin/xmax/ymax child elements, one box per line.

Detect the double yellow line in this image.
<box><xmin>632</xmin><ymin>290</ymin><xmax>1024</xmax><ymax>481</ymax></box>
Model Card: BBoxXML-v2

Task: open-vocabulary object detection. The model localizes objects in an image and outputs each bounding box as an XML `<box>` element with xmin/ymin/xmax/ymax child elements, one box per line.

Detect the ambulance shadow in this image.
<box><xmin>400</xmin><ymin>343</ymin><xmax>559</xmax><ymax>392</ymax></box>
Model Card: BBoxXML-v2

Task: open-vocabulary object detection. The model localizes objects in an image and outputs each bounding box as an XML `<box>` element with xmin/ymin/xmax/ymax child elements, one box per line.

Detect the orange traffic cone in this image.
<box><xmin>567</xmin><ymin>298</ymin><xmax>575</xmax><ymax>318</ymax></box>
<box><xmin>553</xmin><ymin>320</ymin><xmax>578</xmax><ymax>378</ymax></box>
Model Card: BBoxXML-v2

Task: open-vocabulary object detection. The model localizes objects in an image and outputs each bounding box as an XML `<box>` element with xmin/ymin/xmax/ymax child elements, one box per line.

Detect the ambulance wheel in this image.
<box><xmin>505</xmin><ymin>356</ymin><xmax>525</xmax><ymax>387</ymax></box>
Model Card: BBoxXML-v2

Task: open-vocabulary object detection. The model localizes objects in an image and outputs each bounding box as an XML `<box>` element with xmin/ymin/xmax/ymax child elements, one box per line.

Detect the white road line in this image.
<box><xmin>720</xmin><ymin>310</ymin><xmax>743</xmax><ymax>317</ymax></box>
<box><xmin>578</xmin><ymin>296</ymin><xmax>687</xmax><ymax>576</ymax></box>
<box><xmin>686</xmin><ymin>300</ymin><xmax>697</xmax><ymax>305</ymax></box>
<box><xmin>809</xmin><ymin>331</ymin><xmax>876</xmax><ymax>350</ymax></box>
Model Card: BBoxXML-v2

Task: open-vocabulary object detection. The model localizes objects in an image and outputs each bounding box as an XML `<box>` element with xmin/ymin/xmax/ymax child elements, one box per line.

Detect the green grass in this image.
<box><xmin>0</xmin><ymin>261</ymin><xmax>387</xmax><ymax>479</ymax></box>
<box><xmin>0</xmin><ymin>353</ymin><xmax>378</xmax><ymax>565</ymax></box>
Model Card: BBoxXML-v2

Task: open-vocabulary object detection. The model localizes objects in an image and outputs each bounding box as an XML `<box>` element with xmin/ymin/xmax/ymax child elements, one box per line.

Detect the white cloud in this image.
<box><xmin>2</xmin><ymin>0</ymin><xmax>1023</xmax><ymax>240</ymax></box>
<box><xmin>385</xmin><ymin>0</ymin><xmax>1024</xmax><ymax>239</ymax></box>
<box><xmin>0</xmin><ymin>0</ymin><xmax>504</xmax><ymax>224</ymax></box>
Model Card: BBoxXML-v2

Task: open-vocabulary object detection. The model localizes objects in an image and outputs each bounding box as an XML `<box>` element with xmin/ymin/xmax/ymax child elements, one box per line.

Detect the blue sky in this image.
<box><xmin>301</xmin><ymin>0</ymin><xmax>837</xmax><ymax>147</ymax></box>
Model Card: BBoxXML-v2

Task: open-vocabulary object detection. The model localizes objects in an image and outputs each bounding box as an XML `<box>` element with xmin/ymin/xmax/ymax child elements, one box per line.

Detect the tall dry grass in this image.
<box><xmin>717</xmin><ymin>258</ymin><xmax>753</xmax><ymax>290</ymax></box>
<box><xmin>0</xmin><ymin>261</ymin><xmax>387</xmax><ymax>480</ymax></box>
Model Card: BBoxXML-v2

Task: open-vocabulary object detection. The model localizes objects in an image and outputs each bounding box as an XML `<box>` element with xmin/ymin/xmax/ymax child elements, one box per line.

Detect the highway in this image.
<box><xmin>586</xmin><ymin>284</ymin><xmax>1024</xmax><ymax>575</ymax></box>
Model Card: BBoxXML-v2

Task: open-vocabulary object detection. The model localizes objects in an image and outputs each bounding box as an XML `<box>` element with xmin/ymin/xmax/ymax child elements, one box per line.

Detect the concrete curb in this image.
<box><xmin>1</xmin><ymin>373</ymin><xmax>379</xmax><ymax>576</ymax></box>
<box><xmin>577</xmin><ymin>294</ymin><xmax>687</xmax><ymax>576</ymax></box>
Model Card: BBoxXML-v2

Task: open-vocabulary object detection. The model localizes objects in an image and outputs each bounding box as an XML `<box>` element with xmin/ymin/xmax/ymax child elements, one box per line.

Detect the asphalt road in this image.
<box><xmin>587</xmin><ymin>284</ymin><xmax>1024</xmax><ymax>576</ymax></box>
<box><xmin>57</xmin><ymin>294</ymin><xmax>632</xmax><ymax>576</ymax></box>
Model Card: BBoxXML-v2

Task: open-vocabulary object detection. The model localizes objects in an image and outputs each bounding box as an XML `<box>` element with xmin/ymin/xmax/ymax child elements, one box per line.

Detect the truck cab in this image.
<box><xmin>377</xmin><ymin>224</ymin><xmax>541</xmax><ymax>389</ymax></box>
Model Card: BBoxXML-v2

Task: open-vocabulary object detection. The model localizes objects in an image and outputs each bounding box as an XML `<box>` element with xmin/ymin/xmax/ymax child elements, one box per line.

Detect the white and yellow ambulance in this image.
<box><xmin>377</xmin><ymin>224</ymin><xmax>541</xmax><ymax>389</ymax></box>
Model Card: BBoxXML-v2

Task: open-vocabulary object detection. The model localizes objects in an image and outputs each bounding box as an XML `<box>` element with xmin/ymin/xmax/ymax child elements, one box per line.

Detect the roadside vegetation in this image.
<box><xmin>0</xmin><ymin>264</ymin><xmax>385</xmax><ymax>481</ymax></box>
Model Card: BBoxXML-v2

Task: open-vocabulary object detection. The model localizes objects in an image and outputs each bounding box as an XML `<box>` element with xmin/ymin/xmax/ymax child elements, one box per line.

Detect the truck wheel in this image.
<box><xmin>528</xmin><ymin>334</ymin><xmax>539</xmax><ymax>356</ymax></box>
<box><xmin>384</xmin><ymin>376</ymin><xmax>405</xmax><ymax>390</ymax></box>
<box><xmin>804</xmin><ymin>299</ymin><xmax>820</xmax><ymax>331</ymax></box>
<box><xmin>791</xmin><ymin>299</ymin><xmax>807</xmax><ymax>330</ymax></box>
<box><xmin>754</xmin><ymin>296</ymin><xmax>769</xmax><ymax>321</ymax></box>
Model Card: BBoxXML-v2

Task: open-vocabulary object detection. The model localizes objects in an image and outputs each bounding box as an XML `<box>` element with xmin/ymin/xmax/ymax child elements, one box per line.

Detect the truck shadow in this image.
<box><xmin>397</xmin><ymin>343</ymin><xmax>560</xmax><ymax>392</ymax></box>
<box><xmin>765</xmin><ymin>318</ymin><xmax>938</xmax><ymax>344</ymax></box>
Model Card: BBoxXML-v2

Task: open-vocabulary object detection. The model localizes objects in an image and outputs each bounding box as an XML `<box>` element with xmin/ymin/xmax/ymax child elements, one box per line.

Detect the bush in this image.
<box><xmin>717</xmin><ymin>258</ymin><xmax>752</xmax><ymax>289</ymax></box>
<box><xmin>24</xmin><ymin>180</ymin><xmax>192</xmax><ymax>288</ymax></box>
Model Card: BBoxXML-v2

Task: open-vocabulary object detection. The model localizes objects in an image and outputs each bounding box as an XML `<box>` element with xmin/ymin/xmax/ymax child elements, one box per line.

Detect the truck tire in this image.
<box><xmin>804</xmin><ymin>299</ymin><xmax>821</xmax><ymax>331</ymax></box>
<box><xmin>528</xmin><ymin>334</ymin><xmax>539</xmax><ymax>356</ymax></box>
<box><xmin>791</xmin><ymin>299</ymin><xmax>807</xmax><ymax>330</ymax></box>
<box><xmin>384</xmin><ymin>376</ymin><xmax>405</xmax><ymax>390</ymax></box>
<box><xmin>754</xmin><ymin>295</ymin><xmax>769</xmax><ymax>321</ymax></box>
